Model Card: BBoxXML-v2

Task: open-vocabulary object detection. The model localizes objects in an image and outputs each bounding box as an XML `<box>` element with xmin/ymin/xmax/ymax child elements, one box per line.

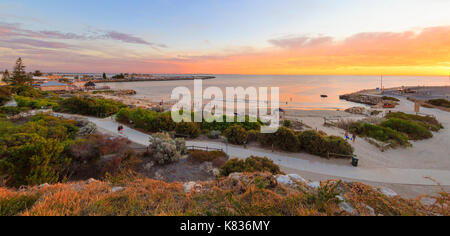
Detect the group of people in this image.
<box><xmin>345</xmin><ymin>131</ymin><xmax>356</xmax><ymax>143</ymax></box>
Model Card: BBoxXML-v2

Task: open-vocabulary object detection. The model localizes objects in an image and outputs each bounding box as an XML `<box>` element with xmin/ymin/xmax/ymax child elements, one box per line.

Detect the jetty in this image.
<box><xmin>94</xmin><ymin>75</ymin><xmax>215</xmax><ymax>83</ymax></box>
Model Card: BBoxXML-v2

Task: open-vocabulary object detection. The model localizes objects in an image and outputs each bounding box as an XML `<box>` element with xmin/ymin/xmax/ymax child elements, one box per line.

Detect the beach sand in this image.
<box><xmin>285</xmin><ymin>98</ymin><xmax>450</xmax><ymax>171</ymax></box>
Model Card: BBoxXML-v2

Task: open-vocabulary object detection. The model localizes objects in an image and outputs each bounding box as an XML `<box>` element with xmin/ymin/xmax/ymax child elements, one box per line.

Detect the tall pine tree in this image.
<box><xmin>11</xmin><ymin>58</ymin><xmax>32</xmax><ymax>85</ymax></box>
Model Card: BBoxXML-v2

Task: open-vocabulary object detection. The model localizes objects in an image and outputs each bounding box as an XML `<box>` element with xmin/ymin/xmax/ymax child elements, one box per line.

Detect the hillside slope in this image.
<box><xmin>1</xmin><ymin>172</ymin><xmax>448</xmax><ymax>216</ymax></box>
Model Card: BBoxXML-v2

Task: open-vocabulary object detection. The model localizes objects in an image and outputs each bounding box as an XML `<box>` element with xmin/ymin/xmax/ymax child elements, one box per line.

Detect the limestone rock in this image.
<box><xmin>38</xmin><ymin>183</ymin><xmax>50</xmax><ymax>189</ymax></box>
<box><xmin>339</xmin><ymin>202</ymin><xmax>355</xmax><ymax>214</ymax></box>
<box><xmin>183</xmin><ymin>182</ymin><xmax>196</xmax><ymax>193</ymax></box>
<box><xmin>380</xmin><ymin>187</ymin><xmax>398</xmax><ymax>197</ymax></box>
<box><xmin>111</xmin><ymin>187</ymin><xmax>125</xmax><ymax>193</ymax></box>
<box><xmin>308</xmin><ymin>181</ymin><xmax>321</xmax><ymax>189</ymax></box>
<box><xmin>420</xmin><ymin>197</ymin><xmax>437</xmax><ymax>206</ymax></box>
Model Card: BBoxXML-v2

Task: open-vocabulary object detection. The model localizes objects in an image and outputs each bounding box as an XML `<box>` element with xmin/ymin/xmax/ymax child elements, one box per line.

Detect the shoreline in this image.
<box><xmin>94</xmin><ymin>75</ymin><xmax>215</xmax><ymax>83</ymax></box>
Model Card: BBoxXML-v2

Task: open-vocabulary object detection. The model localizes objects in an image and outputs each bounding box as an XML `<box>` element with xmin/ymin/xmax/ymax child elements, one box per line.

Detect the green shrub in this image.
<box><xmin>0</xmin><ymin>86</ymin><xmax>12</xmax><ymax>105</ymax></box>
<box><xmin>427</xmin><ymin>99</ymin><xmax>450</xmax><ymax>108</ymax></box>
<box><xmin>149</xmin><ymin>133</ymin><xmax>186</xmax><ymax>165</ymax></box>
<box><xmin>325</xmin><ymin>136</ymin><xmax>354</xmax><ymax>158</ymax></box>
<box><xmin>220</xmin><ymin>156</ymin><xmax>282</xmax><ymax>176</ymax></box>
<box><xmin>382</xmin><ymin>96</ymin><xmax>400</xmax><ymax>102</ymax></box>
<box><xmin>247</xmin><ymin>130</ymin><xmax>259</xmax><ymax>143</ymax></box>
<box><xmin>56</xmin><ymin>96</ymin><xmax>125</xmax><ymax>117</ymax></box>
<box><xmin>12</xmin><ymin>85</ymin><xmax>43</xmax><ymax>98</ymax></box>
<box><xmin>200</xmin><ymin>115</ymin><xmax>262</xmax><ymax>132</ymax></box>
<box><xmin>0</xmin><ymin>115</ymin><xmax>79</xmax><ymax>187</ymax></box>
<box><xmin>283</xmin><ymin>120</ymin><xmax>292</xmax><ymax>128</ymax></box>
<box><xmin>0</xmin><ymin>133</ymin><xmax>67</xmax><ymax>187</ymax></box>
<box><xmin>381</xmin><ymin>118</ymin><xmax>432</xmax><ymax>140</ymax></box>
<box><xmin>188</xmin><ymin>150</ymin><xmax>228</xmax><ymax>167</ymax></box>
<box><xmin>0</xmin><ymin>193</ymin><xmax>40</xmax><ymax>216</ymax></box>
<box><xmin>175</xmin><ymin>121</ymin><xmax>201</xmax><ymax>138</ymax></box>
<box><xmin>350</xmin><ymin>122</ymin><xmax>410</xmax><ymax>147</ymax></box>
<box><xmin>14</xmin><ymin>95</ymin><xmax>58</xmax><ymax>109</ymax></box>
<box><xmin>277</xmin><ymin>127</ymin><xmax>299</xmax><ymax>152</ymax></box>
<box><xmin>116</xmin><ymin>108</ymin><xmax>175</xmax><ymax>132</ymax></box>
<box><xmin>224</xmin><ymin>125</ymin><xmax>248</xmax><ymax>145</ymax></box>
<box><xmin>385</xmin><ymin>112</ymin><xmax>443</xmax><ymax>132</ymax></box>
<box><xmin>298</xmin><ymin>130</ymin><xmax>328</xmax><ymax>157</ymax></box>
<box><xmin>0</xmin><ymin>106</ymin><xmax>31</xmax><ymax>116</ymax></box>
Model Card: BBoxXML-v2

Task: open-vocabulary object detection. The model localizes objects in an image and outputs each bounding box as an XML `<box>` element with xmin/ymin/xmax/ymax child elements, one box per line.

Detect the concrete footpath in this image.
<box><xmin>55</xmin><ymin>113</ymin><xmax>450</xmax><ymax>186</ymax></box>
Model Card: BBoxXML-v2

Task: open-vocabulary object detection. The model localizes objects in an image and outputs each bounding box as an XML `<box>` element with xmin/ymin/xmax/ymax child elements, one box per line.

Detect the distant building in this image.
<box><xmin>39</xmin><ymin>81</ymin><xmax>70</xmax><ymax>92</ymax></box>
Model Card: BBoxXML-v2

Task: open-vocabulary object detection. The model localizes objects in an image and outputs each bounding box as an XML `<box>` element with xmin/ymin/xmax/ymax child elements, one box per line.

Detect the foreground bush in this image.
<box><xmin>68</xmin><ymin>134</ymin><xmax>132</xmax><ymax>179</ymax></box>
<box><xmin>325</xmin><ymin>136</ymin><xmax>354</xmax><ymax>158</ymax></box>
<box><xmin>258</xmin><ymin>127</ymin><xmax>299</xmax><ymax>152</ymax></box>
<box><xmin>175</xmin><ymin>121</ymin><xmax>201</xmax><ymax>138</ymax></box>
<box><xmin>0</xmin><ymin>86</ymin><xmax>12</xmax><ymax>105</ymax></box>
<box><xmin>350</xmin><ymin>122</ymin><xmax>410</xmax><ymax>147</ymax></box>
<box><xmin>12</xmin><ymin>85</ymin><xmax>44</xmax><ymax>98</ymax></box>
<box><xmin>381</xmin><ymin>118</ymin><xmax>432</xmax><ymax>140</ymax></box>
<box><xmin>224</xmin><ymin>125</ymin><xmax>248</xmax><ymax>145</ymax></box>
<box><xmin>116</xmin><ymin>108</ymin><xmax>176</xmax><ymax>132</ymax></box>
<box><xmin>56</xmin><ymin>96</ymin><xmax>125</xmax><ymax>117</ymax></box>
<box><xmin>298</xmin><ymin>130</ymin><xmax>328</xmax><ymax>157</ymax></box>
<box><xmin>220</xmin><ymin>156</ymin><xmax>282</xmax><ymax>176</ymax></box>
<box><xmin>14</xmin><ymin>95</ymin><xmax>58</xmax><ymax>109</ymax></box>
<box><xmin>382</xmin><ymin>96</ymin><xmax>400</xmax><ymax>102</ymax></box>
<box><xmin>188</xmin><ymin>150</ymin><xmax>228</xmax><ymax>167</ymax></box>
<box><xmin>149</xmin><ymin>133</ymin><xmax>186</xmax><ymax>165</ymax></box>
<box><xmin>0</xmin><ymin>115</ymin><xmax>80</xmax><ymax>187</ymax></box>
<box><xmin>385</xmin><ymin>112</ymin><xmax>443</xmax><ymax>132</ymax></box>
<box><xmin>0</xmin><ymin>190</ymin><xmax>40</xmax><ymax>216</ymax></box>
<box><xmin>0</xmin><ymin>106</ymin><xmax>31</xmax><ymax>116</ymax></box>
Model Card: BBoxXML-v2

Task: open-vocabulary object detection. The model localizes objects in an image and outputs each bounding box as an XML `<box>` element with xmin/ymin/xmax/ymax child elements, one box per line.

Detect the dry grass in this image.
<box><xmin>0</xmin><ymin>173</ymin><xmax>448</xmax><ymax>216</ymax></box>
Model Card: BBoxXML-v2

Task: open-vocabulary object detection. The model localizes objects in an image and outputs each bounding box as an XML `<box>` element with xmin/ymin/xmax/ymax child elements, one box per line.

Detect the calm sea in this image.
<box><xmin>101</xmin><ymin>75</ymin><xmax>449</xmax><ymax>110</ymax></box>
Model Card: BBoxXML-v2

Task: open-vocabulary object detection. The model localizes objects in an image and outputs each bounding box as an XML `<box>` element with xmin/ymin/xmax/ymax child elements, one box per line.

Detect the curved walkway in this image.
<box><xmin>55</xmin><ymin>113</ymin><xmax>450</xmax><ymax>186</ymax></box>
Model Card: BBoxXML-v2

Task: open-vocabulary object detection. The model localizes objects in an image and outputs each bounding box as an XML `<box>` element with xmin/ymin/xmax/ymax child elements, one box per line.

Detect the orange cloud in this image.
<box><xmin>161</xmin><ymin>26</ymin><xmax>450</xmax><ymax>76</ymax></box>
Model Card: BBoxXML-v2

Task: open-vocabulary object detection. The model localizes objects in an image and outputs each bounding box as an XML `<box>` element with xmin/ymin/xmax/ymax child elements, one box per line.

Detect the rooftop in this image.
<box><xmin>40</xmin><ymin>81</ymin><xmax>68</xmax><ymax>87</ymax></box>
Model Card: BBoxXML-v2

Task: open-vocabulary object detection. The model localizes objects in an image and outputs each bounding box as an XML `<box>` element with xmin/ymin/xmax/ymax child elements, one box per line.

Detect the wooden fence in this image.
<box><xmin>186</xmin><ymin>146</ymin><xmax>224</xmax><ymax>152</ymax></box>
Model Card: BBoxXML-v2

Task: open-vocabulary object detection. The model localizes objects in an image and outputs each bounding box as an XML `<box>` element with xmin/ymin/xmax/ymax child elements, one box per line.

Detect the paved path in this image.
<box><xmin>55</xmin><ymin>113</ymin><xmax>450</xmax><ymax>186</ymax></box>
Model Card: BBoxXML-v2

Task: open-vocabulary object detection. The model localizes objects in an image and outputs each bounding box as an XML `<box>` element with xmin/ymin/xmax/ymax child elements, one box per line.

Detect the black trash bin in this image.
<box><xmin>352</xmin><ymin>156</ymin><xmax>359</xmax><ymax>167</ymax></box>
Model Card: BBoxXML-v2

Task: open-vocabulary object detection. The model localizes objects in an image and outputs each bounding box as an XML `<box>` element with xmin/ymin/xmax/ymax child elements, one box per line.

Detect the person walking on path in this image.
<box><xmin>352</xmin><ymin>133</ymin><xmax>357</xmax><ymax>143</ymax></box>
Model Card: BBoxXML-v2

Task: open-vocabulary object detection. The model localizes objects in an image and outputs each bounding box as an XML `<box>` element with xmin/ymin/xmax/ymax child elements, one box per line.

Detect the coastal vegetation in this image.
<box><xmin>258</xmin><ymin>128</ymin><xmax>354</xmax><ymax>158</ymax></box>
<box><xmin>348</xmin><ymin>122</ymin><xmax>410</xmax><ymax>147</ymax></box>
<box><xmin>15</xmin><ymin>95</ymin><xmax>59</xmax><ymax>109</ymax></box>
<box><xmin>382</xmin><ymin>96</ymin><xmax>400</xmax><ymax>102</ymax></box>
<box><xmin>340</xmin><ymin>112</ymin><xmax>443</xmax><ymax>148</ymax></box>
<box><xmin>55</xmin><ymin>96</ymin><xmax>126</xmax><ymax>117</ymax></box>
<box><xmin>149</xmin><ymin>133</ymin><xmax>187</xmax><ymax>165</ymax></box>
<box><xmin>223</xmin><ymin>125</ymin><xmax>248</xmax><ymax>145</ymax></box>
<box><xmin>0</xmin><ymin>173</ymin><xmax>448</xmax><ymax>216</ymax></box>
<box><xmin>188</xmin><ymin>150</ymin><xmax>228</xmax><ymax>167</ymax></box>
<box><xmin>0</xmin><ymin>113</ymin><xmax>139</xmax><ymax>187</ymax></box>
<box><xmin>0</xmin><ymin>87</ymin><xmax>12</xmax><ymax>106</ymax></box>
<box><xmin>427</xmin><ymin>99</ymin><xmax>450</xmax><ymax>109</ymax></box>
<box><xmin>116</xmin><ymin>107</ymin><xmax>262</xmax><ymax>134</ymax></box>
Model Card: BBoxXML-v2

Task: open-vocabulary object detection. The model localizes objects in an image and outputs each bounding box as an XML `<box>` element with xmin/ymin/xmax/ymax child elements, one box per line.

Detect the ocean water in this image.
<box><xmin>101</xmin><ymin>75</ymin><xmax>449</xmax><ymax>110</ymax></box>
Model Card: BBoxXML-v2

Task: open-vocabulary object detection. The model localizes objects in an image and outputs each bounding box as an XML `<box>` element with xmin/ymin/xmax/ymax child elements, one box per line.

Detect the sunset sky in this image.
<box><xmin>0</xmin><ymin>0</ymin><xmax>449</xmax><ymax>75</ymax></box>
